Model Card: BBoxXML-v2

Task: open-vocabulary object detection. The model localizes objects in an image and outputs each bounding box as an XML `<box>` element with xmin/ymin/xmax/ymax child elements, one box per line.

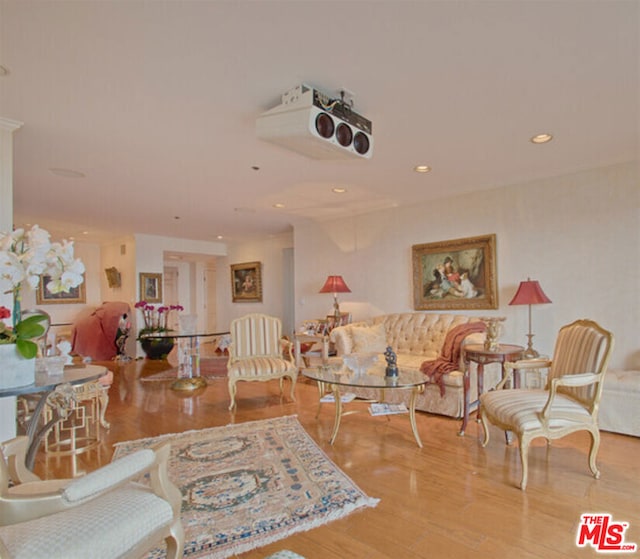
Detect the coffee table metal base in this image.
<box><xmin>326</xmin><ymin>383</ymin><xmax>425</xmax><ymax>448</ymax></box>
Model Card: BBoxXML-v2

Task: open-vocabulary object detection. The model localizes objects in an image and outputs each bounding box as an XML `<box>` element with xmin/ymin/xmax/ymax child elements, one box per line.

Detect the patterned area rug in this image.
<box><xmin>140</xmin><ymin>357</ymin><xmax>228</xmax><ymax>382</ymax></box>
<box><xmin>112</xmin><ymin>415</ymin><xmax>379</xmax><ymax>559</ymax></box>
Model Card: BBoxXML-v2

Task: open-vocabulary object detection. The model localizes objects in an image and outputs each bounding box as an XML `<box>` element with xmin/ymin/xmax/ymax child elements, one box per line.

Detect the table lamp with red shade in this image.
<box><xmin>509</xmin><ymin>278</ymin><xmax>552</xmax><ymax>358</ymax></box>
<box><xmin>319</xmin><ymin>275</ymin><xmax>351</xmax><ymax>321</ymax></box>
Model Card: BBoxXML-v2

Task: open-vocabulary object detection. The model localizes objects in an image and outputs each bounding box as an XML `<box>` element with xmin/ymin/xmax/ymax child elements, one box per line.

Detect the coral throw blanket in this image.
<box><xmin>420</xmin><ymin>322</ymin><xmax>486</xmax><ymax>396</ymax></box>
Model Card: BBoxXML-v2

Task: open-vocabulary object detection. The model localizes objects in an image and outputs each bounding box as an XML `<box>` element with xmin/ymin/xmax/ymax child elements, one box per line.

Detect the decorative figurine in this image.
<box><xmin>56</xmin><ymin>340</ymin><xmax>73</xmax><ymax>365</ymax></box>
<box><xmin>115</xmin><ymin>313</ymin><xmax>132</xmax><ymax>362</ymax></box>
<box><xmin>480</xmin><ymin>316</ymin><xmax>506</xmax><ymax>352</ymax></box>
<box><xmin>384</xmin><ymin>346</ymin><xmax>398</xmax><ymax>377</ymax></box>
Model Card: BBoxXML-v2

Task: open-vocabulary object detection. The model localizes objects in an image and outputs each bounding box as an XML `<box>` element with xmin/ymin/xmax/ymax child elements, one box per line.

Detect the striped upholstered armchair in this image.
<box><xmin>479</xmin><ymin>319</ymin><xmax>614</xmax><ymax>490</ymax></box>
<box><xmin>227</xmin><ymin>314</ymin><xmax>298</xmax><ymax>410</ymax></box>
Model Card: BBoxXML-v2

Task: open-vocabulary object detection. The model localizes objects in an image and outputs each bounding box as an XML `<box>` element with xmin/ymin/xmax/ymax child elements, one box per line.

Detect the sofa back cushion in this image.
<box><xmin>350</xmin><ymin>323</ymin><xmax>387</xmax><ymax>353</ymax></box>
<box><xmin>379</xmin><ymin>313</ymin><xmax>478</xmax><ymax>356</ymax></box>
<box><xmin>331</xmin><ymin>313</ymin><xmax>479</xmax><ymax>357</ymax></box>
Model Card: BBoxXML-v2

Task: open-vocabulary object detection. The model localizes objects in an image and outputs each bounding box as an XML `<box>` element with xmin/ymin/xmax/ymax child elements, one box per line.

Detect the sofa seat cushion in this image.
<box><xmin>397</xmin><ymin>353</ymin><xmax>439</xmax><ymax>371</ymax></box>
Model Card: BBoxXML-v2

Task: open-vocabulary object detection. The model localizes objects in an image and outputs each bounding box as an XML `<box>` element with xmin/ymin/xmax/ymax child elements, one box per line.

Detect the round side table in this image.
<box><xmin>460</xmin><ymin>343</ymin><xmax>524</xmax><ymax>436</ymax></box>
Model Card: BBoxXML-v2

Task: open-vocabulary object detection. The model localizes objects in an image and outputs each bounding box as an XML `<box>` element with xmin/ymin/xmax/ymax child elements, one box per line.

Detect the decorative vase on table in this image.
<box><xmin>135</xmin><ymin>301</ymin><xmax>183</xmax><ymax>360</ymax></box>
<box><xmin>0</xmin><ymin>344</ymin><xmax>36</xmax><ymax>390</ymax></box>
<box><xmin>140</xmin><ymin>336</ymin><xmax>175</xmax><ymax>360</ymax></box>
<box><xmin>480</xmin><ymin>316</ymin><xmax>506</xmax><ymax>352</ymax></box>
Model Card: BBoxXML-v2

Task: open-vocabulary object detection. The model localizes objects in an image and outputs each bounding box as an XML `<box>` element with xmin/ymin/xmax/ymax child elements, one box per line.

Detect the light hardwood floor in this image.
<box><xmin>33</xmin><ymin>355</ymin><xmax>640</xmax><ymax>559</ymax></box>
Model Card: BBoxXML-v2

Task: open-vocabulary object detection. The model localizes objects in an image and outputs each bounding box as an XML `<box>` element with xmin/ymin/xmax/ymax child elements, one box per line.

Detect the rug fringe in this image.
<box><xmin>207</xmin><ymin>496</ymin><xmax>379</xmax><ymax>559</ymax></box>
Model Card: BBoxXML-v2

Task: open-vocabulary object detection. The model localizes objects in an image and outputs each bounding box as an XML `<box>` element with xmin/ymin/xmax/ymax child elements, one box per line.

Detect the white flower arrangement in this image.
<box><xmin>0</xmin><ymin>225</ymin><xmax>85</xmax><ymax>358</ymax></box>
<box><xmin>0</xmin><ymin>225</ymin><xmax>85</xmax><ymax>295</ymax></box>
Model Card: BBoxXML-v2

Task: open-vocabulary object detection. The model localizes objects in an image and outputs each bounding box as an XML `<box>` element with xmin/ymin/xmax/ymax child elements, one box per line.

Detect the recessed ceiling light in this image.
<box><xmin>414</xmin><ymin>165</ymin><xmax>432</xmax><ymax>173</ymax></box>
<box><xmin>48</xmin><ymin>167</ymin><xmax>85</xmax><ymax>178</ymax></box>
<box><xmin>216</xmin><ymin>235</ymin><xmax>223</xmax><ymax>240</ymax></box>
<box><xmin>530</xmin><ymin>133</ymin><xmax>553</xmax><ymax>144</ymax></box>
<box><xmin>82</xmin><ymin>231</ymin><xmax>89</xmax><ymax>235</ymax></box>
<box><xmin>273</xmin><ymin>203</ymin><xmax>285</xmax><ymax>209</ymax></box>
<box><xmin>332</xmin><ymin>187</ymin><xmax>347</xmax><ymax>194</ymax></box>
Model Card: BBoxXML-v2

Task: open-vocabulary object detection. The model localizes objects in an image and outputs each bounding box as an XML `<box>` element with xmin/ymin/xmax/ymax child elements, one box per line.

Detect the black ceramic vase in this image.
<box><xmin>140</xmin><ymin>337</ymin><xmax>175</xmax><ymax>360</ymax></box>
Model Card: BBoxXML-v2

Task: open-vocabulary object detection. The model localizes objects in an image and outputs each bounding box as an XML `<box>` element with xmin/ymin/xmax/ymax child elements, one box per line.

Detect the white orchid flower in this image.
<box><xmin>25</xmin><ymin>225</ymin><xmax>51</xmax><ymax>248</ymax></box>
<box><xmin>0</xmin><ymin>251</ymin><xmax>26</xmax><ymax>289</ymax></box>
<box><xmin>0</xmin><ymin>224</ymin><xmax>85</xmax><ymax>298</ymax></box>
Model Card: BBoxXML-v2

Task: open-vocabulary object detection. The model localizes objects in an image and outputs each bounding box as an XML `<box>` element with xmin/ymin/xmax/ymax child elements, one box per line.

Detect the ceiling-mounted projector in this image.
<box><xmin>256</xmin><ymin>85</ymin><xmax>373</xmax><ymax>160</ymax></box>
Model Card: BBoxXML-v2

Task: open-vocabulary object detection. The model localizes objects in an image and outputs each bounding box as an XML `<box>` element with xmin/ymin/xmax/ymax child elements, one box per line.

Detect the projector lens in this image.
<box><xmin>315</xmin><ymin>113</ymin><xmax>334</xmax><ymax>138</ymax></box>
<box><xmin>354</xmin><ymin>132</ymin><xmax>370</xmax><ymax>155</ymax></box>
<box><xmin>336</xmin><ymin>123</ymin><xmax>353</xmax><ymax>147</ymax></box>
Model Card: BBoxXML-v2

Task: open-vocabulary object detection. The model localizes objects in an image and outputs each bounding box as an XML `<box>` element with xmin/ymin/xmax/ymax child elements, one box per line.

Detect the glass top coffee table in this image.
<box><xmin>303</xmin><ymin>363</ymin><xmax>428</xmax><ymax>447</ymax></box>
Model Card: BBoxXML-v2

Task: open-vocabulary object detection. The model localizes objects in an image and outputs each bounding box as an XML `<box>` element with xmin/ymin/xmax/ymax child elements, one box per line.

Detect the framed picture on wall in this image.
<box><xmin>412</xmin><ymin>234</ymin><xmax>498</xmax><ymax>310</ymax></box>
<box><xmin>139</xmin><ymin>272</ymin><xmax>163</xmax><ymax>303</ymax></box>
<box><xmin>36</xmin><ymin>275</ymin><xmax>86</xmax><ymax>304</ymax></box>
<box><xmin>231</xmin><ymin>261</ymin><xmax>262</xmax><ymax>302</ymax></box>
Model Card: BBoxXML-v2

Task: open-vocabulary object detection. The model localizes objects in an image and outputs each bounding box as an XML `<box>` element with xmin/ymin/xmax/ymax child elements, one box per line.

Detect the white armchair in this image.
<box><xmin>227</xmin><ymin>314</ymin><xmax>297</xmax><ymax>410</ymax></box>
<box><xmin>479</xmin><ymin>319</ymin><xmax>614</xmax><ymax>490</ymax></box>
<box><xmin>0</xmin><ymin>436</ymin><xmax>184</xmax><ymax>558</ymax></box>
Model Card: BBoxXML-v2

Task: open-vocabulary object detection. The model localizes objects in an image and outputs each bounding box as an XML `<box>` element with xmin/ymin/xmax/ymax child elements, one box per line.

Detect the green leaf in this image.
<box><xmin>16</xmin><ymin>339</ymin><xmax>38</xmax><ymax>359</ymax></box>
<box><xmin>15</xmin><ymin>317</ymin><xmax>45</xmax><ymax>340</ymax></box>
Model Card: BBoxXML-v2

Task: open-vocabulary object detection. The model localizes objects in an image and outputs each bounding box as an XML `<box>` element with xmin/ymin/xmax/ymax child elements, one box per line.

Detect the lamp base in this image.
<box><xmin>523</xmin><ymin>333</ymin><xmax>539</xmax><ymax>359</ymax></box>
<box><xmin>333</xmin><ymin>296</ymin><xmax>341</xmax><ymax>321</ymax></box>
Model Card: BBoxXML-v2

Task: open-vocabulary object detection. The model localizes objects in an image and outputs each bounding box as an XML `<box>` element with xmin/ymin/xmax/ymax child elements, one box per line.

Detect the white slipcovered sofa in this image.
<box><xmin>599</xmin><ymin>369</ymin><xmax>640</xmax><ymax>437</ymax></box>
<box><xmin>329</xmin><ymin>313</ymin><xmax>497</xmax><ymax>418</ymax></box>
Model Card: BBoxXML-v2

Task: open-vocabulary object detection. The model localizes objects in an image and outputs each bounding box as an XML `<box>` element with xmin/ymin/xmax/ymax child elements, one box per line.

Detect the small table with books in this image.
<box><xmin>303</xmin><ymin>364</ymin><xmax>429</xmax><ymax>447</ymax></box>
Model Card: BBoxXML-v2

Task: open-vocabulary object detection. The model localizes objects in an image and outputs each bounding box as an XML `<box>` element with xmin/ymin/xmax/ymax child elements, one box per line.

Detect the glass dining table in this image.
<box><xmin>139</xmin><ymin>330</ymin><xmax>230</xmax><ymax>391</ymax></box>
<box><xmin>0</xmin><ymin>364</ymin><xmax>108</xmax><ymax>470</ymax></box>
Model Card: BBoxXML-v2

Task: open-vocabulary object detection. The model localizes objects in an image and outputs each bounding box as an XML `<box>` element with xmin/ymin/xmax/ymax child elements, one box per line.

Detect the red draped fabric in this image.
<box><xmin>420</xmin><ymin>322</ymin><xmax>486</xmax><ymax>396</ymax></box>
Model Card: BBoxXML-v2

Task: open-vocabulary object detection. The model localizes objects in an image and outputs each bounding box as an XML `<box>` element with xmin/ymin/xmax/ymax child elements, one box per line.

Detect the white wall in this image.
<box><xmin>293</xmin><ymin>162</ymin><xmax>639</xmax><ymax>370</ymax></box>
<box><xmin>101</xmin><ymin>236</ymin><xmax>137</xmax><ymax>307</ymax></box>
<box><xmin>216</xmin><ymin>232</ymin><xmax>294</xmax><ymax>333</ymax></box>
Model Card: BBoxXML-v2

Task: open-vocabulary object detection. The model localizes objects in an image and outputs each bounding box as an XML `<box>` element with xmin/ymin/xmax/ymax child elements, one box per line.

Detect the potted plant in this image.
<box><xmin>135</xmin><ymin>301</ymin><xmax>183</xmax><ymax>359</ymax></box>
<box><xmin>0</xmin><ymin>225</ymin><xmax>85</xmax><ymax>388</ymax></box>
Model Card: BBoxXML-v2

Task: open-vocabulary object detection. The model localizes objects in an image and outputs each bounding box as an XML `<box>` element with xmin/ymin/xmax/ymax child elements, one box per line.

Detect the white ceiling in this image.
<box><xmin>1</xmin><ymin>1</ymin><xmax>638</xmax><ymax>244</ymax></box>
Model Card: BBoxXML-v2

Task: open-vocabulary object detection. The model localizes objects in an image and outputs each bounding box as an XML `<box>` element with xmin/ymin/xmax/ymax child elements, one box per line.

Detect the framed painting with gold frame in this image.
<box><xmin>231</xmin><ymin>261</ymin><xmax>262</xmax><ymax>302</ymax></box>
<box><xmin>412</xmin><ymin>234</ymin><xmax>498</xmax><ymax>310</ymax></box>
<box><xmin>36</xmin><ymin>275</ymin><xmax>86</xmax><ymax>305</ymax></box>
<box><xmin>139</xmin><ymin>272</ymin><xmax>163</xmax><ymax>303</ymax></box>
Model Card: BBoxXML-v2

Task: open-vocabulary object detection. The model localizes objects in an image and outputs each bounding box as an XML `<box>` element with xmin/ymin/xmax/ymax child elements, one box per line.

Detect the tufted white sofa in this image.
<box><xmin>329</xmin><ymin>313</ymin><xmax>497</xmax><ymax>418</ymax></box>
